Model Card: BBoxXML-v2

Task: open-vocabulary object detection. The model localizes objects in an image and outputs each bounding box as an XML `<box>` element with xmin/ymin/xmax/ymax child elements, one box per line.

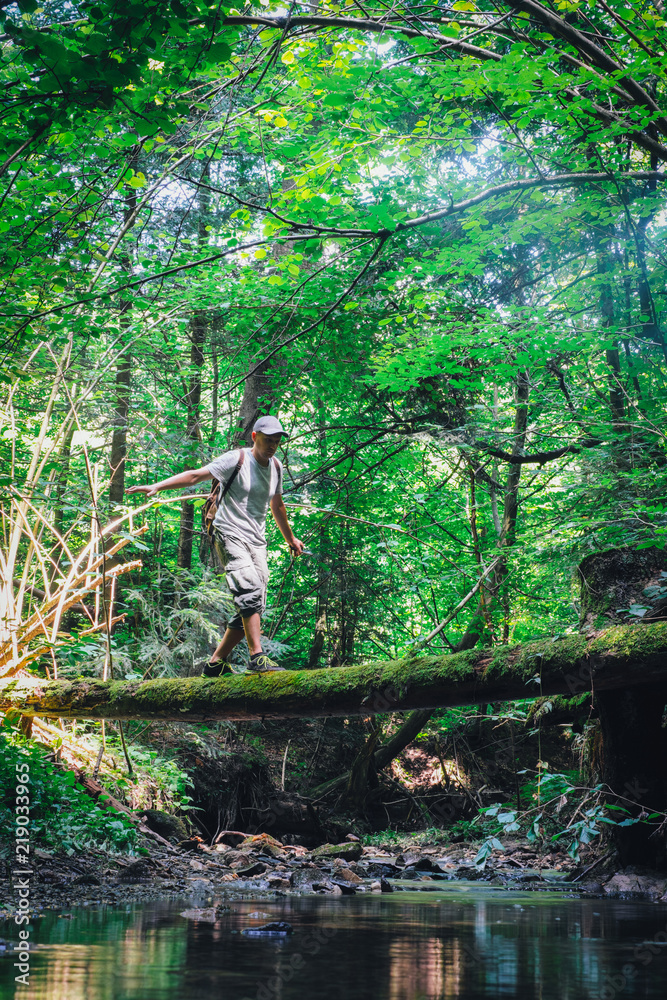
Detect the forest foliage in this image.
<box><xmin>1</xmin><ymin>0</ymin><xmax>666</xmax><ymax>687</ymax></box>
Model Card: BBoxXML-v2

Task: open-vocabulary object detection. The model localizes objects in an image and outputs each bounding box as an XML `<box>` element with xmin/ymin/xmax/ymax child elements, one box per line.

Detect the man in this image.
<box><xmin>126</xmin><ymin>415</ymin><xmax>303</xmax><ymax>674</ymax></box>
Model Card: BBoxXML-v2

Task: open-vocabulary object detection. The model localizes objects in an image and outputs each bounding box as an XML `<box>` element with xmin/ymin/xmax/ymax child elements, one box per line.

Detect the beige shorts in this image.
<box><xmin>212</xmin><ymin>531</ymin><xmax>269</xmax><ymax>628</ymax></box>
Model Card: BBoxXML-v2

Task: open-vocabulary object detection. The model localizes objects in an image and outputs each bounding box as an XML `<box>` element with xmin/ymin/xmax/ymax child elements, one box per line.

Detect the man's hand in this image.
<box><xmin>126</xmin><ymin>484</ymin><xmax>160</xmax><ymax>498</ymax></box>
<box><xmin>270</xmin><ymin>494</ymin><xmax>304</xmax><ymax>554</ymax></box>
<box><xmin>289</xmin><ymin>538</ymin><xmax>305</xmax><ymax>557</ymax></box>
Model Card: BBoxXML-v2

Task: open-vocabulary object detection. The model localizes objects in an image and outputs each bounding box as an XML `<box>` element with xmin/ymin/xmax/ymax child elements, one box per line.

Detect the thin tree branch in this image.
<box><xmin>472</xmin><ymin>437</ymin><xmax>603</xmax><ymax>465</ymax></box>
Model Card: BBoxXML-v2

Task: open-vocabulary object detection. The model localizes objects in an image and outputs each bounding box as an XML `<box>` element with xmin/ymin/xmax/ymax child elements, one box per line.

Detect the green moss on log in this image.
<box><xmin>1</xmin><ymin>622</ymin><xmax>666</xmax><ymax>723</ymax></box>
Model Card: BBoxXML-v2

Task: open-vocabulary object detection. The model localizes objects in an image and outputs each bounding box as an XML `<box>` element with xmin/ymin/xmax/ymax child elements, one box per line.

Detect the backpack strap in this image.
<box><xmin>271</xmin><ymin>455</ymin><xmax>282</xmax><ymax>493</ymax></box>
<box><xmin>221</xmin><ymin>448</ymin><xmax>245</xmax><ymax>499</ymax></box>
<box><xmin>203</xmin><ymin>450</ymin><xmax>245</xmax><ymax>537</ymax></box>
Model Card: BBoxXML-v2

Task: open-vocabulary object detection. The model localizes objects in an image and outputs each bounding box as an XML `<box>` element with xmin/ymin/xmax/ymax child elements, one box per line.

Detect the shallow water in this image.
<box><xmin>3</xmin><ymin>885</ymin><xmax>667</xmax><ymax>1000</ymax></box>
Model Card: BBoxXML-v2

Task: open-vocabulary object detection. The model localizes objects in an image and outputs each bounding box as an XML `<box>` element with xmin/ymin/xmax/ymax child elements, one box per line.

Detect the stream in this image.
<box><xmin>2</xmin><ymin>885</ymin><xmax>667</xmax><ymax>999</ymax></box>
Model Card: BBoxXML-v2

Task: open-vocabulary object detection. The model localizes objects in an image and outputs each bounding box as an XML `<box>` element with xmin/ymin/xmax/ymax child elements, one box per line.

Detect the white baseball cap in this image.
<box><xmin>253</xmin><ymin>415</ymin><xmax>288</xmax><ymax>438</ymax></box>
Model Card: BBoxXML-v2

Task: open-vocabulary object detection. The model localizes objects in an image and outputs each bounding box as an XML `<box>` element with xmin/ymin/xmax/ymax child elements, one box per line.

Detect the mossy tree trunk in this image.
<box><xmin>579</xmin><ymin>547</ymin><xmax>667</xmax><ymax>867</ymax></box>
<box><xmin>578</xmin><ymin>547</ymin><xmax>667</xmax><ymax>634</ymax></box>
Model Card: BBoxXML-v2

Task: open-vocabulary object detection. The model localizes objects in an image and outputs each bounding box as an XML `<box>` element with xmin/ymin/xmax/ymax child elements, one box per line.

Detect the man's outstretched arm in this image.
<box><xmin>270</xmin><ymin>494</ymin><xmax>304</xmax><ymax>555</ymax></box>
<box><xmin>126</xmin><ymin>466</ymin><xmax>212</xmax><ymax>498</ymax></box>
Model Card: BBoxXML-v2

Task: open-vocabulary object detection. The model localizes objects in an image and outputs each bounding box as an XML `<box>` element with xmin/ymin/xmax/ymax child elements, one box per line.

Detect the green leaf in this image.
<box><xmin>204</xmin><ymin>42</ymin><xmax>231</xmax><ymax>63</ymax></box>
<box><xmin>127</xmin><ymin>172</ymin><xmax>147</xmax><ymax>189</ymax></box>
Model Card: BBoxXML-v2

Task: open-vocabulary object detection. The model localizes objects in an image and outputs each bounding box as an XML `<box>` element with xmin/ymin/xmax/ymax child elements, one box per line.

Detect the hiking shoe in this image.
<box><xmin>247</xmin><ymin>653</ymin><xmax>286</xmax><ymax>674</ymax></box>
<box><xmin>202</xmin><ymin>660</ymin><xmax>235</xmax><ymax>678</ymax></box>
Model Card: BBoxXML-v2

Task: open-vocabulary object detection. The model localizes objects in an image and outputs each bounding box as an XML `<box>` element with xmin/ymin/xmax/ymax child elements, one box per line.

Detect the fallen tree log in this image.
<box><xmin>1</xmin><ymin>623</ymin><xmax>666</xmax><ymax>722</ymax></box>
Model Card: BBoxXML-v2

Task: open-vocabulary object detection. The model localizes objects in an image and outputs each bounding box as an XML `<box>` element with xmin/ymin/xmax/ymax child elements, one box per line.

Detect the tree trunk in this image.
<box><xmin>4</xmin><ymin>621</ymin><xmax>666</xmax><ymax>722</ymax></box>
<box><xmin>108</xmin><ymin>152</ymin><xmax>138</xmax><ymax>504</ymax></box>
<box><xmin>232</xmin><ymin>356</ymin><xmax>279</xmax><ymax>449</ymax></box>
<box><xmin>596</xmin><ymin>233</ymin><xmax>626</xmax><ymax>426</ymax></box>
<box><xmin>457</xmin><ymin>369</ymin><xmax>530</xmax><ymax>651</ymax></box>
<box><xmin>373</xmin><ymin>709</ymin><xmax>434</xmax><ymax>769</ymax></box>
<box><xmin>344</xmin><ymin>719</ymin><xmax>382</xmax><ymax>812</ymax></box>
<box><xmin>307</xmin><ymin>407</ymin><xmax>331</xmax><ymax>668</ymax></box>
<box><xmin>310</xmin><ymin>708</ymin><xmax>436</xmax><ymax>801</ymax></box>
<box><xmin>634</xmin><ymin>152</ymin><xmax>664</xmax><ymax>359</ymax></box>
<box><xmin>176</xmin><ymin>310</ymin><xmax>206</xmax><ymax>571</ymax></box>
<box><xmin>596</xmin><ymin>683</ymin><xmax>667</xmax><ymax>868</ymax></box>
<box><xmin>177</xmin><ymin>163</ymin><xmax>210</xmax><ymax>570</ymax></box>
<box><xmin>496</xmin><ymin>367</ymin><xmax>529</xmax><ymax>643</ymax></box>
<box><xmin>579</xmin><ymin>547</ymin><xmax>667</xmax><ymax>867</ymax></box>
<box><xmin>307</xmin><ymin>602</ymin><xmax>329</xmax><ymax>670</ymax></box>
<box><xmin>209</xmin><ymin>339</ymin><xmax>219</xmax><ymax>444</ymax></box>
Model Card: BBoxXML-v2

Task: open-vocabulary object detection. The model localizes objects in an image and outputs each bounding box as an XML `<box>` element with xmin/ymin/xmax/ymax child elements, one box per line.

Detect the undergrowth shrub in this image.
<box><xmin>103</xmin><ymin>734</ymin><xmax>196</xmax><ymax>814</ymax></box>
<box><xmin>0</xmin><ymin>725</ymin><xmax>139</xmax><ymax>855</ymax></box>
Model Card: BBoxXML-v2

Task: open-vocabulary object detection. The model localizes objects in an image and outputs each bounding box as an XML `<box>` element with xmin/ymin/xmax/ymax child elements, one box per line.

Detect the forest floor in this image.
<box><xmin>0</xmin><ymin>829</ymin><xmax>622</xmax><ymax>919</ymax></box>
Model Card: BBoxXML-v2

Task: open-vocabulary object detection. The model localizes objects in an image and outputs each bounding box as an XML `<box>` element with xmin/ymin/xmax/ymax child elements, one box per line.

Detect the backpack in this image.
<box><xmin>203</xmin><ymin>449</ymin><xmax>282</xmax><ymax>537</ymax></box>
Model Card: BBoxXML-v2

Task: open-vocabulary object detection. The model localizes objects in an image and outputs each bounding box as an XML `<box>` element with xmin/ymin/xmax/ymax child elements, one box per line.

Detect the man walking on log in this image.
<box><xmin>127</xmin><ymin>416</ymin><xmax>303</xmax><ymax>675</ymax></box>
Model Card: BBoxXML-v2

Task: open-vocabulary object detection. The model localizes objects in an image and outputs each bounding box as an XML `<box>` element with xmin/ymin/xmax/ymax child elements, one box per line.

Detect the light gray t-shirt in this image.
<box><xmin>206</xmin><ymin>448</ymin><xmax>282</xmax><ymax>548</ymax></box>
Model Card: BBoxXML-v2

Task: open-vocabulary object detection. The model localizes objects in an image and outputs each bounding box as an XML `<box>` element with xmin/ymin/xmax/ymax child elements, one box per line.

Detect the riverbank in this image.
<box><xmin>4</xmin><ymin>831</ymin><xmax>667</xmax><ymax>923</ymax></box>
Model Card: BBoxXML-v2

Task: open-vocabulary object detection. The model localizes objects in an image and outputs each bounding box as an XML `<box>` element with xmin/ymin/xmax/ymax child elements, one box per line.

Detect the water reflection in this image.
<box><xmin>2</xmin><ymin>887</ymin><xmax>667</xmax><ymax>1000</ymax></box>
